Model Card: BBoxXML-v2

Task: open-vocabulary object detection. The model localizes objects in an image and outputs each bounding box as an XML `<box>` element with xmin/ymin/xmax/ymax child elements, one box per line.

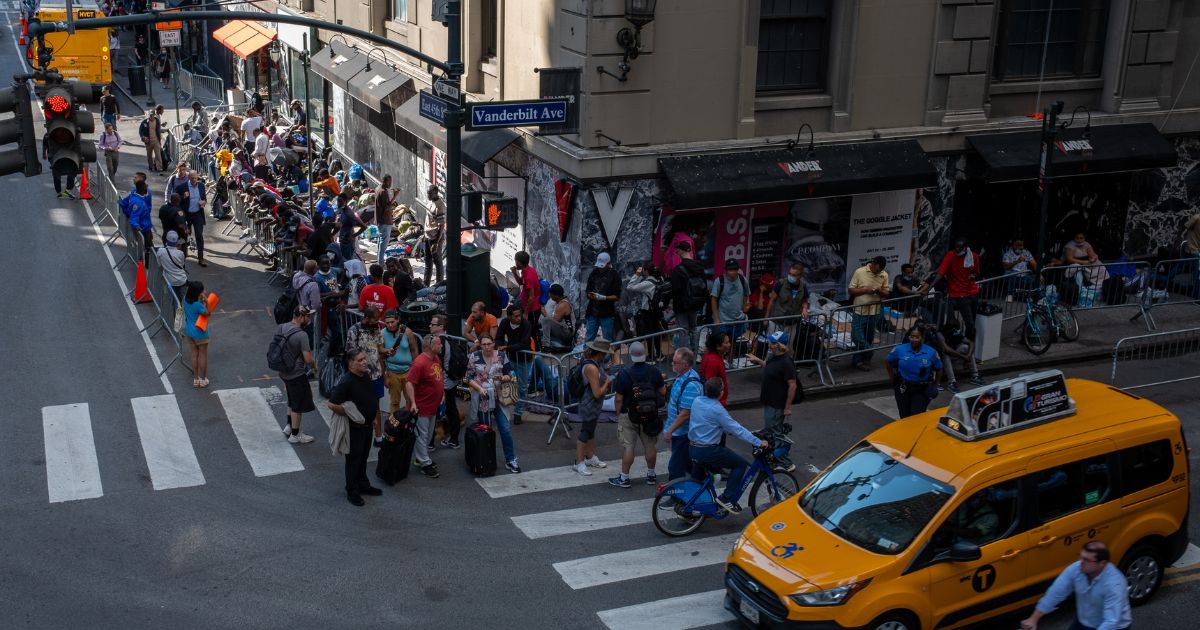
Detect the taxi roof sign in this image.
<box><xmin>938</xmin><ymin>369</ymin><xmax>1075</xmax><ymax>441</ymax></box>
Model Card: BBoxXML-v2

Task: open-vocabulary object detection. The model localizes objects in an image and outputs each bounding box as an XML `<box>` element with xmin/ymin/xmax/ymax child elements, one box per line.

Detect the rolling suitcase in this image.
<box><xmin>465</xmin><ymin>413</ymin><xmax>498</xmax><ymax>477</ymax></box>
<box><xmin>376</xmin><ymin>410</ymin><xmax>416</xmax><ymax>485</ymax></box>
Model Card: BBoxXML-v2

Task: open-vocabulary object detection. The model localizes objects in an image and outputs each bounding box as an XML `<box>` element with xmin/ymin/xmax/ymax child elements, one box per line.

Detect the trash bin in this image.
<box><xmin>974</xmin><ymin>304</ymin><xmax>1003</xmax><ymax>362</ymax></box>
<box><xmin>128</xmin><ymin>65</ymin><xmax>146</xmax><ymax>96</ymax></box>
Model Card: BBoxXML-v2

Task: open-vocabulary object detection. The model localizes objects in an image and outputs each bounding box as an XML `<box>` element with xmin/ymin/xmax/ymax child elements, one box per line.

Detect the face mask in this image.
<box><xmin>1013</xmin><ymin>248</ymin><xmax>1023</xmax><ymax>254</ymax></box>
<box><xmin>787</xmin><ymin>275</ymin><xmax>800</xmax><ymax>285</ymax></box>
<box><xmin>135</xmin><ymin>182</ymin><xmax>147</xmax><ymax>194</ymax></box>
<box><xmin>955</xmin><ymin>248</ymin><xmax>966</xmax><ymax>255</ymax></box>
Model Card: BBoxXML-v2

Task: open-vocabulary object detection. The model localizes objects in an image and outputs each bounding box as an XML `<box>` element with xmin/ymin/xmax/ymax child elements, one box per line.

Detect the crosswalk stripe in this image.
<box><xmin>477</xmin><ymin>452</ymin><xmax>668</xmax><ymax>499</ymax></box>
<box><xmin>43</xmin><ymin>403</ymin><xmax>104</xmax><ymax>503</ymax></box>
<box><xmin>512</xmin><ymin>498</ymin><xmax>655</xmax><ymax>539</ymax></box>
<box><xmin>596</xmin><ymin>589</ymin><xmax>734</xmax><ymax>630</ymax></box>
<box><xmin>310</xmin><ymin>382</ymin><xmax>377</xmax><ymax>462</ymax></box>
<box><xmin>214</xmin><ymin>388</ymin><xmax>304</xmax><ymax>477</ymax></box>
<box><xmin>553</xmin><ymin>532</ymin><xmax>740</xmax><ymax>590</ymax></box>
<box><xmin>861</xmin><ymin>394</ymin><xmax>898</xmax><ymax>420</ymax></box>
<box><xmin>131</xmin><ymin>395</ymin><xmax>206</xmax><ymax>490</ymax></box>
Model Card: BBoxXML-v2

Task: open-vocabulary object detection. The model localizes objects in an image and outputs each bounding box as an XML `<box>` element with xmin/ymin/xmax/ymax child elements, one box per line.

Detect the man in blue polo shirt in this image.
<box><xmin>662</xmin><ymin>347</ymin><xmax>703</xmax><ymax>483</ymax></box>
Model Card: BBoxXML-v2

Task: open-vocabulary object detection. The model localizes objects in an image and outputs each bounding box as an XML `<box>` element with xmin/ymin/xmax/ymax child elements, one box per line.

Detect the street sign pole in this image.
<box><xmin>444</xmin><ymin>0</ymin><xmax>465</xmax><ymax>335</ymax></box>
<box><xmin>1036</xmin><ymin>100</ymin><xmax>1064</xmax><ymax>266</ymax></box>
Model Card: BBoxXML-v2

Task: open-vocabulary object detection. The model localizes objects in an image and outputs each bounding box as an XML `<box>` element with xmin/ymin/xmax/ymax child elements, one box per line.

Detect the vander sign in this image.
<box><xmin>466</xmin><ymin>99</ymin><xmax>568</xmax><ymax>130</ymax></box>
<box><xmin>778</xmin><ymin>160</ymin><xmax>823</xmax><ymax>175</ymax></box>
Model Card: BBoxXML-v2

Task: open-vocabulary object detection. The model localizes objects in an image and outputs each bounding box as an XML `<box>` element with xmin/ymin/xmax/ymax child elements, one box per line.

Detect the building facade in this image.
<box><xmin>211</xmin><ymin>0</ymin><xmax>1200</xmax><ymax>307</ymax></box>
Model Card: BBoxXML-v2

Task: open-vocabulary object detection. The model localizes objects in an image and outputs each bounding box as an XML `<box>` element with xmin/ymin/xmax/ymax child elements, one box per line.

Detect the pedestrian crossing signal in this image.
<box><xmin>484</xmin><ymin>197</ymin><xmax>519</xmax><ymax>229</ymax></box>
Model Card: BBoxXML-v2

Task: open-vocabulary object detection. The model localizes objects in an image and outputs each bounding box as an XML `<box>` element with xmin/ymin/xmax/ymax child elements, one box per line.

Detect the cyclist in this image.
<box><xmin>688</xmin><ymin>377</ymin><xmax>768</xmax><ymax>513</ymax></box>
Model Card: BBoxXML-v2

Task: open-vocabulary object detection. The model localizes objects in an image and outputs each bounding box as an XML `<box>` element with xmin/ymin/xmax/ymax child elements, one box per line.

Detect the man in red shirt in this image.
<box><xmin>513</xmin><ymin>250</ymin><xmax>540</xmax><ymax>326</ymax></box>
<box><xmin>404</xmin><ymin>334</ymin><xmax>445</xmax><ymax>478</ymax></box>
<box><xmin>700</xmin><ymin>330</ymin><xmax>731</xmax><ymax>406</ymax></box>
<box><xmin>929</xmin><ymin>237</ymin><xmax>981</xmax><ymax>341</ymax></box>
<box><xmin>358</xmin><ymin>263</ymin><xmax>399</xmax><ymax>315</ymax></box>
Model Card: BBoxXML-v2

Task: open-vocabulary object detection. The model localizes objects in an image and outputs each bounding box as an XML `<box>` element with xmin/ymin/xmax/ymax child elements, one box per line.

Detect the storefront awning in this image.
<box><xmin>211</xmin><ymin>20</ymin><xmax>277</xmax><ymax>61</ymax></box>
<box><xmin>348</xmin><ymin>64</ymin><xmax>415</xmax><ymax>113</ymax></box>
<box><xmin>658</xmin><ymin>140</ymin><xmax>937</xmax><ymax>209</ymax></box>
<box><xmin>310</xmin><ymin>41</ymin><xmax>371</xmax><ymax>91</ymax></box>
<box><xmin>966</xmin><ymin>123</ymin><xmax>1177</xmax><ymax>182</ymax></box>
<box><xmin>393</xmin><ymin>96</ymin><xmax>521</xmax><ymax>174</ymax></box>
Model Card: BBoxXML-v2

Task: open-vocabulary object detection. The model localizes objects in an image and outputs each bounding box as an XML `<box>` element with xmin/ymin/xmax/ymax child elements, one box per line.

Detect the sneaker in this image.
<box><xmin>714</xmin><ymin>495</ymin><xmax>741</xmax><ymax>513</ymax></box>
<box><xmin>428</xmin><ymin>442</ymin><xmax>437</xmax><ymax>453</ymax></box>
<box><xmin>969</xmin><ymin>375</ymin><xmax>985</xmax><ymax>386</ymax></box>
<box><xmin>288</xmin><ymin>431</ymin><xmax>314</xmax><ymax>444</ymax></box>
<box><xmin>512</xmin><ymin>413</ymin><xmax>523</xmax><ymax>425</ymax></box>
<box><xmin>346</xmin><ymin>493</ymin><xmax>365</xmax><ymax>507</ymax></box>
<box><xmin>505</xmin><ymin>461</ymin><xmax>521</xmax><ymax>474</ymax></box>
<box><xmin>607</xmin><ymin>475</ymin><xmax>632</xmax><ymax>488</ymax></box>
<box><xmin>585</xmin><ymin>456</ymin><xmax>608</xmax><ymax>469</ymax></box>
<box><xmin>645</xmin><ymin>473</ymin><xmax>658</xmax><ymax>485</ymax></box>
<box><xmin>573</xmin><ymin>462</ymin><xmax>592</xmax><ymax>476</ymax></box>
<box><xmin>948</xmin><ymin>381</ymin><xmax>961</xmax><ymax>394</ymax></box>
<box><xmin>282</xmin><ymin>425</ymin><xmax>293</xmax><ymax>438</ymax></box>
<box><xmin>657</xmin><ymin>497</ymin><xmax>678</xmax><ymax>510</ymax></box>
<box><xmin>56</xmin><ymin>191</ymin><xmax>68</xmax><ymax>198</ymax></box>
<box><xmin>938</xmin><ymin>384</ymin><xmax>946</xmax><ymax>392</ymax></box>
<box><xmin>440</xmin><ymin>438</ymin><xmax>460</xmax><ymax>449</ymax></box>
<box><xmin>420</xmin><ymin>464</ymin><xmax>440</xmax><ymax>479</ymax></box>
<box><xmin>64</xmin><ymin>191</ymin><xmax>76</xmax><ymax>199</ymax></box>
<box><xmin>777</xmin><ymin>459</ymin><xmax>797</xmax><ymax>473</ymax></box>
<box><xmin>359</xmin><ymin>486</ymin><xmax>383</xmax><ymax>496</ymax></box>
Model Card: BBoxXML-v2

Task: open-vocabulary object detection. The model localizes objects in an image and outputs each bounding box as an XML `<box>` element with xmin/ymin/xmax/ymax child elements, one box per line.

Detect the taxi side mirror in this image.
<box><xmin>948</xmin><ymin>541</ymin><xmax>982</xmax><ymax>562</ymax></box>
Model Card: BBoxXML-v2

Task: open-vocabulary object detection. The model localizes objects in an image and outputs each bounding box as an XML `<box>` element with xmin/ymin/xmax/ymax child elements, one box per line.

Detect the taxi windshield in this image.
<box><xmin>799</xmin><ymin>443</ymin><xmax>954</xmax><ymax>554</ymax></box>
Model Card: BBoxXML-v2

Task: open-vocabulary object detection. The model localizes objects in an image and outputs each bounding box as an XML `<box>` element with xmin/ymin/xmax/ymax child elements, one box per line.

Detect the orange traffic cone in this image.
<box><xmin>132</xmin><ymin>260</ymin><xmax>153</xmax><ymax>303</ymax></box>
<box><xmin>79</xmin><ymin>168</ymin><xmax>92</xmax><ymax>200</ymax></box>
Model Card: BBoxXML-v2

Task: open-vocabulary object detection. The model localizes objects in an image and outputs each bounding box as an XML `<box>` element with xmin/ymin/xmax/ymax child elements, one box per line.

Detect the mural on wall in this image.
<box><xmin>914</xmin><ymin>156</ymin><xmax>957</xmax><ymax>280</ymax></box>
<box><xmin>1125</xmin><ymin>137</ymin><xmax>1200</xmax><ymax>258</ymax></box>
<box><xmin>576</xmin><ymin>179</ymin><xmax>662</xmax><ymax>314</ymax></box>
<box><xmin>523</xmin><ymin>156</ymin><xmax>586</xmax><ymax>307</ymax></box>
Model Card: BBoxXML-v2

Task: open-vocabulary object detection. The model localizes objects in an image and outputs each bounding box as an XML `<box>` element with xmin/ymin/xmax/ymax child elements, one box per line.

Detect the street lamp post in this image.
<box><xmin>1036</xmin><ymin>100</ymin><xmax>1064</xmax><ymax>265</ymax></box>
<box><xmin>302</xmin><ymin>33</ymin><xmax>314</xmax><ymax>222</ymax></box>
<box><xmin>443</xmin><ymin>0</ymin><xmax>465</xmax><ymax>334</ymax></box>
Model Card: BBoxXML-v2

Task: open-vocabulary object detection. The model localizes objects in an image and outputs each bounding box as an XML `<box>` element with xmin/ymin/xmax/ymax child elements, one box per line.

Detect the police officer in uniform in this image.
<box><xmin>885</xmin><ymin>326</ymin><xmax>943</xmax><ymax>417</ymax></box>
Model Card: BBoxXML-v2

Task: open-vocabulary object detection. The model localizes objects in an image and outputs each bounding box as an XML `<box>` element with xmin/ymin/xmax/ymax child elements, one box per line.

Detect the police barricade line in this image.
<box><xmin>226</xmin><ymin>189</ymin><xmax>249</xmax><ymax>237</ymax></box>
<box><xmin>1037</xmin><ymin>260</ymin><xmax>1154</xmax><ymax>318</ymax></box>
<box><xmin>819</xmin><ymin>294</ymin><xmax>960</xmax><ymax>382</ymax></box>
<box><xmin>140</xmin><ymin>248</ymin><xmax>187</xmax><ymax>376</ymax></box>
<box><xmin>112</xmin><ymin>203</ymin><xmax>139</xmax><ymax>273</ymax></box>
<box><xmin>517</xmin><ymin>349</ymin><xmax>572</xmax><ymax>445</ymax></box>
<box><xmin>88</xmin><ymin>162</ymin><xmax>120</xmax><ymax>238</ymax></box>
<box><xmin>1132</xmin><ymin>256</ymin><xmax>1200</xmax><ymax>332</ymax></box>
<box><xmin>692</xmin><ymin>315</ymin><xmax>835</xmax><ymax>388</ymax></box>
<box><xmin>975</xmin><ymin>270</ymin><xmax>1039</xmax><ymax>321</ymax></box>
<box><xmin>1110</xmin><ymin>327</ymin><xmax>1200</xmax><ymax>390</ymax></box>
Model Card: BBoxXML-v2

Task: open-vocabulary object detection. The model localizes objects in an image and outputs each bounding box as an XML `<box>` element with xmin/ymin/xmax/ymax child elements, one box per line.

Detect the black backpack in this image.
<box><xmin>568</xmin><ymin>359</ymin><xmax>597</xmax><ymax>400</ymax></box>
<box><xmin>627</xmin><ymin>366</ymin><xmax>661</xmax><ymax>426</ymax></box>
<box><xmin>684</xmin><ymin>266</ymin><xmax>709</xmax><ymax>310</ymax></box>
<box><xmin>443</xmin><ymin>335</ymin><xmax>469</xmax><ymax>380</ymax></box>
<box><xmin>650</xmin><ymin>279</ymin><xmax>673</xmax><ymax>311</ymax></box>
<box><xmin>266</xmin><ymin>327</ymin><xmax>302</xmax><ymax>372</ymax></box>
<box><xmin>274</xmin><ymin>278</ymin><xmax>315</xmax><ymax>324</ymax></box>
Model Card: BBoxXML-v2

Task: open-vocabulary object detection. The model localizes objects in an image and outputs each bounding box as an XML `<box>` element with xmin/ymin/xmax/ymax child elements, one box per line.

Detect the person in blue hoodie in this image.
<box><xmin>119</xmin><ymin>171</ymin><xmax>154</xmax><ymax>261</ymax></box>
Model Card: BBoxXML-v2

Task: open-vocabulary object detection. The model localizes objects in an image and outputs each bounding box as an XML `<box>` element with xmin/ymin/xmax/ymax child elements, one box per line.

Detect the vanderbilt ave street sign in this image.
<box><xmin>466</xmin><ymin>99</ymin><xmax>567</xmax><ymax>130</ymax></box>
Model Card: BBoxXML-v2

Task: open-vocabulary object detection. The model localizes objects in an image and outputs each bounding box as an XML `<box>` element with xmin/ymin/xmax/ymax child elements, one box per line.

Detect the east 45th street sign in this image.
<box><xmin>466</xmin><ymin>99</ymin><xmax>567</xmax><ymax>130</ymax></box>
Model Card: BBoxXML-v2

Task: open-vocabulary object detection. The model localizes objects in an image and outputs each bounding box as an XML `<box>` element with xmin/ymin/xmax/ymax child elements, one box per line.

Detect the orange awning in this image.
<box><xmin>211</xmin><ymin>20</ymin><xmax>277</xmax><ymax>60</ymax></box>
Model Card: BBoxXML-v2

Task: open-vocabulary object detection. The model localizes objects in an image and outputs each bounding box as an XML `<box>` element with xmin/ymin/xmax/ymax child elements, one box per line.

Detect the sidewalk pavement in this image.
<box><xmin>722</xmin><ymin>301</ymin><xmax>1200</xmax><ymax>408</ymax></box>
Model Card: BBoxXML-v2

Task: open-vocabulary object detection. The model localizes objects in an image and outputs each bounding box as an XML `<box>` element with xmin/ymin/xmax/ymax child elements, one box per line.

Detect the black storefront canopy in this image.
<box><xmin>393</xmin><ymin>96</ymin><xmax>521</xmax><ymax>175</ymax></box>
<box><xmin>348</xmin><ymin>64</ymin><xmax>415</xmax><ymax>113</ymax></box>
<box><xmin>659</xmin><ymin>139</ymin><xmax>937</xmax><ymax>210</ymax></box>
<box><xmin>966</xmin><ymin>122</ymin><xmax>1177</xmax><ymax>182</ymax></box>
<box><xmin>310</xmin><ymin>41</ymin><xmax>370</xmax><ymax>91</ymax></box>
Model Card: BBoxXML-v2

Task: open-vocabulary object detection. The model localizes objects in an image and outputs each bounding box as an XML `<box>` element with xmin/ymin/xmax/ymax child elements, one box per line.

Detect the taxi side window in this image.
<box><xmin>930</xmin><ymin>479</ymin><xmax>1019</xmax><ymax>550</ymax></box>
<box><xmin>1033</xmin><ymin>455</ymin><xmax>1112</xmax><ymax>523</ymax></box>
<box><xmin>1120</xmin><ymin>440</ymin><xmax>1173</xmax><ymax>496</ymax></box>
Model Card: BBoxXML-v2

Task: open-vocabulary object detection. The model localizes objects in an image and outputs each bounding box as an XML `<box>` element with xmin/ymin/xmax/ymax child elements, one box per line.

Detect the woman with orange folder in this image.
<box><xmin>183</xmin><ymin>281</ymin><xmax>215</xmax><ymax>388</ymax></box>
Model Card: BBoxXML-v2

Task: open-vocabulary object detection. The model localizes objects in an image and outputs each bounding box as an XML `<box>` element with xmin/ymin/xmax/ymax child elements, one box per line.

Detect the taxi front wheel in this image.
<box><xmin>1120</xmin><ymin>542</ymin><xmax>1164</xmax><ymax>606</ymax></box>
<box><xmin>864</xmin><ymin>611</ymin><xmax>919</xmax><ymax>630</ymax></box>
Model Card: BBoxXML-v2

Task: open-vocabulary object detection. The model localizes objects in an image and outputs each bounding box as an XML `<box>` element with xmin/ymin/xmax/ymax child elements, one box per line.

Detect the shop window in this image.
<box><xmin>392</xmin><ymin>0</ymin><xmax>408</xmax><ymax>23</ymax></box>
<box><xmin>1031</xmin><ymin>455</ymin><xmax>1112</xmax><ymax>523</ymax></box>
<box><xmin>756</xmin><ymin>0</ymin><xmax>830</xmax><ymax>93</ymax></box>
<box><xmin>1120</xmin><ymin>440</ymin><xmax>1174</xmax><ymax>496</ymax></box>
<box><xmin>993</xmin><ymin>0</ymin><xmax>1108</xmax><ymax>81</ymax></box>
<box><xmin>481</xmin><ymin>0</ymin><xmax>498</xmax><ymax>61</ymax></box>
<box><xmin>929</xmin><ymin>479</ymin><xmax>1020</xmax><ymax>551</ymax></box>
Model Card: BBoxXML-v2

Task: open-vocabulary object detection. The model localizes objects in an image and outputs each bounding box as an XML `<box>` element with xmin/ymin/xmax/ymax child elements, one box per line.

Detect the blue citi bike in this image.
<box><xmin>651</xmin><ymin>423</ymin><xmax>800</xmax><ymax>537</ymax></box>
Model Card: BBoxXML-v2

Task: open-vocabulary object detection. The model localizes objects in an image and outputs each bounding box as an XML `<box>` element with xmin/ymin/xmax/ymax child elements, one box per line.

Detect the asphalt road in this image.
<box><xmin>0</xmin><ymin>11</ymin><xmax>1196</xmax><ymax>629</ymax></box>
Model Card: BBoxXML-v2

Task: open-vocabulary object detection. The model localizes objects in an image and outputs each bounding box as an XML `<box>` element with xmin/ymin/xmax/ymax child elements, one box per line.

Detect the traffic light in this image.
<box><xmin>41</xmin><ymin>81</ymin><xmax>98</xmax><ymax>176</ymax></box>
<box><xmin>0</xmin><ymin>81</ymin><xmax>41</xmax><ymax>177</ymax></box>
<box><xmin>484</xmin><ymin>197</ymin><xmax>519</xmax><ymax>229</ymax></box>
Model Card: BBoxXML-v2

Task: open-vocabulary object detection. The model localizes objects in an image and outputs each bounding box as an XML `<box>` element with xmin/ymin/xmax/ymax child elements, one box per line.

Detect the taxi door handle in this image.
<box><xmin>1000</xmin><ymin>548</ymin><xmax>1023</xmax><ymax>560</ymax></box>
<box><xmin>1036</xmin><ymin>536</ymin><xmax>1057</xmax><ymax>547</ymax></box>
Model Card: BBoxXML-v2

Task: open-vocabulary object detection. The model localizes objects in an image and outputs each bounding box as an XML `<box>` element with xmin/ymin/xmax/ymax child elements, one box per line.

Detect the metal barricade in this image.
<box><xmin>1038</xmin><ymin>260</ymin><xmax>1153</xmax><ymax>317</ymax></box>
<box><xmin>516</xmin><ymin>348</ymin><xmax>572</xmax><ymax>443</ymax></box>
<box><xmin>1132</xmin><ymin>256</ymin><xmax>1200</xmax><ymax>331</ymax></box>
<box><xmin>88</xmin><ymin>161</ymin><xmax>121</xmax><ymax>242</ymax></box>
<box><xmin>178</xmin><ymin>66</ymin><xmax>225</xmax><ymax>107</ymax></box>
<box><xmin>691</xmin><ymin>316</ymin><xmax>835</xmax><ymax>387</ymax></box>
<box><xmin>820</xmin><ymin>293</ymin><xmax>958</xmax><ymax>378</ymax></box>
<box><xmin>976</xmin><ymin>271</ymin><xmax>1039</xmax><ymax>321</ymax></box>
<box><xmin>1110</xmin><ymin>327</ymin><xmax>1200</xmax><ymax>390</ymax></box>
<box><xmin>140</xmin><ymin>246</ymin><xmax>187</xmax><ymax>375</ymax></box>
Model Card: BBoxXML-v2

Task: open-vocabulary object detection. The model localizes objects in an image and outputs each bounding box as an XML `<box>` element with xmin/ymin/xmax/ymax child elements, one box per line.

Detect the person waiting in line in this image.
<box><xmin>930</xmin><ymin>318</ymin><xmax>983</xmax><ymax>392</ymax></box>
<box><xmin>154</xmin><ymin>231</ymin><xmax>188</xmax><ymax>301</ymax></box>
<box><xmin>118</xmin><ymin>171</ymin><xmax>154</xmax><ymax>261</ymax></box>
<box><xmin>495</xmin><ymin>305</ymin><xmax>533</xmax><ymax>425</ymax></box>
<box><xmin>183</xmin><ymin>281</ymin><xmax>212</xmax><ymax>388</ymax></box>
<box><xmin>536</xmin><ymin>284</ymin><xmax>574</xmax><ymax>401</ymax></box>
<box><xmin>625</xmin><ymin>263</ymin><xmax>666</xmax><ymax>360</ymax></box>
<box><xmin>584</xmin><ymin>251</ymin><xmax>622</xmax><ymax>342</ymax></box>
<box><xmin>891</xmin><ymin>263</ymin><xmax>927</xmax><ymax>317</ymax></box>
<box><xmin>770</xmin><ymin>263</ymin><xmax>810</xmax><ymax>358</ymax></box>
<box><xmin>464</xmin><ymin>301</ymin><xmax>499</xmax><ymax>351</ymax></box>
<box><xmin>573</xmin><ymin>339</ymin><xmax>615</xmax><ymax>476</ymax></box>
<box><xmin>745</xmin><ymin>272</ymin><xmax>775</xmax><ymax>355</ymax></box>
<box><xmin>1002</xmin><ymin>238</ymin><xmax>1038</xmax><ymax>291</ymax></box>
<box><xmin>607</xmin><ymin>341</ymin><xmax>665</xmax><ymax>489</ymax></box>
<box><xmin>465</xmin><ymin>334</ymin><xmax>521</xmax><ymax>474</ymax></box>
<box><xmin>687</xmin><ymin>377</ymin><xmax>769</xmax><ymax>514</ymax></box>
<box><xmin>884</xmin><ymin>326</ymin><xmax>943</xmax><ymax>418</ymax></box>
<box><xmin>423</xmin><ymin>186</ymin><xmax>447</xmax><ymax>286</ymax></box>
<box><xmin>381</xmin><ymin>310</ymin><xmax>421</xmax><ymax>431</ymax></box>
<box><xmin>847</xmin><ymin>256</ymin><xmax>891</xmax><ymax>372</ymax></box>
<box><xmin>927</xmin><ymin>238</ymin><xmax>980</xmax><ymax>342</ymax></box>
<box><xmin>711</xmin><ymin>259</ymin><xmax>751</xmax><ymax>342</ymax></box>
<box><xmin>670</xmin><ymin>241</ymin><xmax>707</xmax><ymax>351</ymax></box>
<box><xmin>700</xmin><ymin>330</ymin><xmax>731</xmax><ymax>407</ymax></box>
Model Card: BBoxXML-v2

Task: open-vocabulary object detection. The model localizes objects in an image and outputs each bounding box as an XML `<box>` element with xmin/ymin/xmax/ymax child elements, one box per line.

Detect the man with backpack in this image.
<box><xmin>430</xmin><ymin>314</ymin><xmax>469</xmax><ymax>449</ymax></box>
<box><xmin>584</xmin><ymin>252</ymin><xmax>622</xmax><ymax>342</ymax></box>
<box><xmin>270</xmin><ymin>305</ymin><xmax>319</xmax><ymax>444</ymax></box>
<box><xmin>670</xmin><ymin>241</ymin><xmax>708</xmax><ymax>351</ymax></box>
<box><xmin>710</xmin><ymin>259</ymin><xmax>750</xmax><ymax>340</ymax></box>
<box><xmin>607</xmin><ymin>342</ymin><xmax>666</xmax><ymax>488</ymax></box>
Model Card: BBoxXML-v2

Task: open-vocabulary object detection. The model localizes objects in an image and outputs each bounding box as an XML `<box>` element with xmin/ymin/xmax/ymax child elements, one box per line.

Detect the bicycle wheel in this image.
<box><xmin>1022</xmin><ymin>310</ymin><xmax>1054</xmax><ymax>355</ymax></box>
<box><xmin>652</xmin><ymin>478</ymin><xmax>708</xmax><ymax>537</ymax></box>
<box><xmin>1052</xmin><ymin>303</ymin><xmax>1079</xmax><ymax>342</ymax></box>
<box><xmin>748</xmin><ymin>469</ymin><xmax>801</xmax><ymax>517</ymax></box>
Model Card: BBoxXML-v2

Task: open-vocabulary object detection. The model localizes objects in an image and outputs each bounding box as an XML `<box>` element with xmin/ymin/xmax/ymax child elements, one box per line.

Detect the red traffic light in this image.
<box><xmin>45</xmin><ymin>94</ymin><xmax>70</xmax><ymax>118</ymax></box>
<box><xmin>484</xmin><ymin>197</ymin><xmax>519</xmax><ymax>229</ymax></box>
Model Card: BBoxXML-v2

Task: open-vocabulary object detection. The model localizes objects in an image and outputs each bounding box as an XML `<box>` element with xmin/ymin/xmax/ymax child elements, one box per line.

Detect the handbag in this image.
<box><xmin>496</xmin><ymin>378</ymin><xmax>520</xmax><ymax>407</ymax></box>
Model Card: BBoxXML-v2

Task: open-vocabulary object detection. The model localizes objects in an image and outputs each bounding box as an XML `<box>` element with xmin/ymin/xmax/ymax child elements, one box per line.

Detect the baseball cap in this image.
<box><xmin>628</xmin><ymin>341</ymin><xmax>647</xmax><ymax>363</ymax></box>
<box><xmin>165</xmin><ymin>230</ymin><xmax>179</xmax><ymax>245</ymax></box>
<box><xmin>758</xmin><ymin>331</ymin><xmax>790</xmax><ymax>345</ymax></box>
<box><xmin>724</xmin><ymin>259</ymin><xmax>740</xmax><ymax>270</ymax></box>
<box><xmin>595</xmin><ymin>252</ymin><xmax>612</xmax><ymax>268</ymax></box>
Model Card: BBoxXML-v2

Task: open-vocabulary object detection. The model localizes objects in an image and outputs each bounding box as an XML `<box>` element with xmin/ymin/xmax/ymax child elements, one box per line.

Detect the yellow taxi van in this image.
<box><xmin>725</xmin><ymin>371</ymin><xmax>1190</xmax><ymax>630</ymax></box>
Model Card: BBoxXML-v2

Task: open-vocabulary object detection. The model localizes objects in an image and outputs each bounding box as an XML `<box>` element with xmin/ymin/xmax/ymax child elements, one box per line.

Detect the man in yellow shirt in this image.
<box><xmin>847</xmin><ymin>256</ymin><xmax>890</xmax><ymax>371</ymax></box>
<box><xmin>214</xmin><ymin>145</ymin><xmax>234</xmax><ymax>176</ymax></box>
